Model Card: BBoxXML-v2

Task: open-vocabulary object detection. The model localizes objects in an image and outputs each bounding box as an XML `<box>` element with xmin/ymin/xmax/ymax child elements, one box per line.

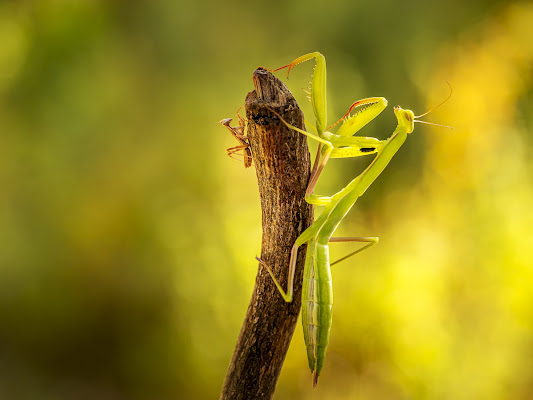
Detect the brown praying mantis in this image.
<box><xmin>220</xmin><ymin>108</ymin><xmax>252</xmax><ymax>168</ymax></box>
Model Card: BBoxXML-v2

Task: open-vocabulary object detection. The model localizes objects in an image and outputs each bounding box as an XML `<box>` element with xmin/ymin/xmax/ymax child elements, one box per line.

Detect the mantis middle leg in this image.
<box><xmin>328</xmin><ymin>236</ymin><xmax>379</xmax><ymax>266</ymax></box>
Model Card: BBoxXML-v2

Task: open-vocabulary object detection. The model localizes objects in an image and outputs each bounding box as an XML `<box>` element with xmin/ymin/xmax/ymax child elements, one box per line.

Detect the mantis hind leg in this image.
<box><xmin>256</xmin><ymin>241</ymin><xmax>301</xmax><ymax>303</ymax></box>
<box><xmin>256</xmin><ymin>221</ymin><xmax>320</xmax><ymax>302</ymax></box>
<box><xmin>328</xmin><ymin>236</ymin><xmax>379</xmax><ymax>266</ymax></box>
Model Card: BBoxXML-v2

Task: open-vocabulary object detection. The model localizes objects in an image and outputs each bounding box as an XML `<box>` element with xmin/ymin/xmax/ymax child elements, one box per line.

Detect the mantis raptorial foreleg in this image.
<box><xmin>265</xmin><ymin>52</ymin><xmax>388</xmax><ymax>196</ymax></box>
<box><xmin>268</xmin><ymin>107</ymin><xmax>386</xmax><ymax>198</ymax></box>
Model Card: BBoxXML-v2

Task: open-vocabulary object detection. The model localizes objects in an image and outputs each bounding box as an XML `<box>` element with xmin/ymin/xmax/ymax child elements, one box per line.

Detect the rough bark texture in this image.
<box><xmin>220</xmin><ymin>68</ymin><xmax>313</xmax><ymax>400</ymax></box>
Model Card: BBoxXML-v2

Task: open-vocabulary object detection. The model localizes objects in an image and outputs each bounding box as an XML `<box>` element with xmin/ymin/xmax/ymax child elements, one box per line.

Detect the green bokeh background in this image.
<box><xmin>1</xmin><ymin>1</ymin><xmax>533</xmax><ymax>399</ymax></box>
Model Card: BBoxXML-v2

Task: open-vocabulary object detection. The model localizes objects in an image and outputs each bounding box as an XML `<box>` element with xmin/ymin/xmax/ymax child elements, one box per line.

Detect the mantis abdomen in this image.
<box><xmin>301</xmin><ymin>240</ymin><xmax>333</xmax><ymax>387</ymax></box>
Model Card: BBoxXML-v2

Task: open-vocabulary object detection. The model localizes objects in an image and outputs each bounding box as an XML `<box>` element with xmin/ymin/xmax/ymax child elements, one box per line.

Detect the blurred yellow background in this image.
<box><xmin>1</xmin><ymin>1</ymin><xmax>533</xmax><ymax>399</ymax></box>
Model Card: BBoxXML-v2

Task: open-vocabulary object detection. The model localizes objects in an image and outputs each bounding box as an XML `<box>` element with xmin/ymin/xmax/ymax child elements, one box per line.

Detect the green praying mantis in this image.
<box><xmin>254</xmin><ymin>52</ymin><xmax>451</xmax><ymax>387</ymax></box>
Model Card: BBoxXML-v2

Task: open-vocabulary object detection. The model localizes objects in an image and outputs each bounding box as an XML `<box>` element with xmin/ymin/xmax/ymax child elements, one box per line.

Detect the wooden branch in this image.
<box><xmin>220</xmin><ymin>68</ymin><xmax>313</xmax><ymax>399</ymax></box>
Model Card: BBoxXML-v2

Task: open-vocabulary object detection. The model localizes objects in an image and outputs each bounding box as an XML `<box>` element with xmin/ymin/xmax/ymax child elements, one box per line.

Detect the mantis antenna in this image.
<box><xmin>412</xmin><ymin>81</ymin><xmax>454</xmax><ymax>129</ymax></box>
<box><xmin>415</xmin><ymin>120</ymin><xmax>455</xmax><ymax>129</ymax></box>
<box><xmin>414</xmin><ymin>81</ymin><xmax>453</xmax><ymax>118</ymax></box>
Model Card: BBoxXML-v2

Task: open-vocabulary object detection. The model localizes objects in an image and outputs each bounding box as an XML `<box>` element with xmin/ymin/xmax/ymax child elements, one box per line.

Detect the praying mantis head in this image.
<box><xmin>394</xmin><ymin>82</ymin><xmax>454</xmax><ymax>135</ymax></box>
<box><xmin>393</xmin><ymin>106</ymin><xmax>415</xmax><ymax>134</ymax></box>
<box><xmin>394</xmin><ymin>102</ymin><xmax>454</xmax><ymax>134</ymax></box>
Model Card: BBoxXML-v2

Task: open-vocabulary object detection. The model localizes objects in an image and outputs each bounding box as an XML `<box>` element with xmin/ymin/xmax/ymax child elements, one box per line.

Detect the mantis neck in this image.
<box><xmin>346</xmin><ymin>125</ymin><xmax>408</xmax><ymax>197</ymax></box>
<box><xmin>317</xmin><ymin>125</ymin><xmax>409</xmax><ymax>242</ymax></box>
